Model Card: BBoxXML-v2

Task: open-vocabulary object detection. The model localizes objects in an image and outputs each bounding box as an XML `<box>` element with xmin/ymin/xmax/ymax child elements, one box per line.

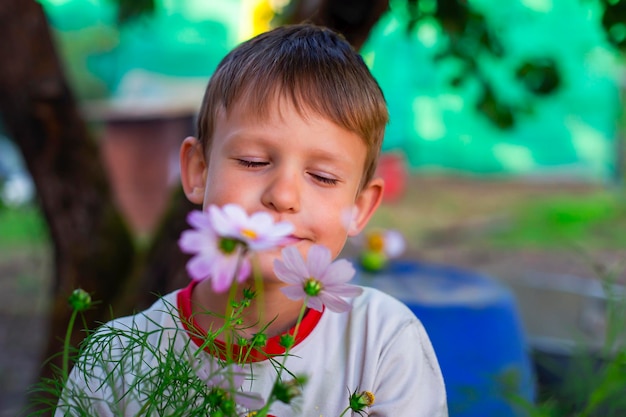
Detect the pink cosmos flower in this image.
<box><xmin>178</xmin><ymin>210</ymin><xmax>251</xmax><ymax>293</ymax></box>
<box><xmin>196</xmin><ymin>363</ymin><xmax>265</xmax><ymax>411</ymax></box>
<box><xmin>209</xmin><ymin>204</ymin><xmax>294</xmax><ymax>251</ymax></box>
<box><xmin>273</xmin><ymin>245</ymin><xmax>363</xmax><ymax>313</ymax></box>
<box><xmin>178</xmin><ymin>205</ymin><xmax>295</xmax><ymax>293</ymax></box>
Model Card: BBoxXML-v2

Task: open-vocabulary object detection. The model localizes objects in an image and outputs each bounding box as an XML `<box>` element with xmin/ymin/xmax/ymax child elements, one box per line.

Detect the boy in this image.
<box><xmin>57</xmin><ymin>24</ymin><xmax>447</xmax><ymax>416</ymax></box>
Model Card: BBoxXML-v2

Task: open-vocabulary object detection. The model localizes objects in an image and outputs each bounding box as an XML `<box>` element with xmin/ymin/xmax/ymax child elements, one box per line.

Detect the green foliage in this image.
<box><xmin>27</xmin><ymin>279</ymin><xmax>369</xmax><ymax>417</ymax></box>
<box><xmin>405</xmin><ymin>0</ymin><xmax>563</xmax><ymax>129</ymax></box>
<box><xmin>527</xmin><ymin>284</ymin><xmax>626</xmax><ymax>417</ymax></box>
<box><xmin>599</xmin><ymin>0</ymin><xmax>626</xmax><ymax>51</ymax></box>
<box><xmin>0</xmin><ymin>204</ymin><xmax>48</xmax><ymax>248</ymax></box>
<box><xmin>110</xmin><ymin>0</ymin><xmax>156</xmax><ymax>25</ymax></box>
<box><xmin>486</xmin><ymin>193</ymin><xmax>626</xmax><ymax>249</ymax></box>
<box><xmin>29</xmin><ymin>295</ymin><xmax>266</xmax><ymax>416</ymax></box>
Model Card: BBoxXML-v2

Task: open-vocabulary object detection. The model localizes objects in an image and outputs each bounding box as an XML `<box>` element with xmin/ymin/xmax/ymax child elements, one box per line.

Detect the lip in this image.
<box><xmin>279</xmin><ymin>234</ymin><xmax>311</xmax><ymax>247</ymax></box>
<box><xmin>282</xmin><ymin>235</ymin><xmax>303</xmax><ymax>245</ymax></box>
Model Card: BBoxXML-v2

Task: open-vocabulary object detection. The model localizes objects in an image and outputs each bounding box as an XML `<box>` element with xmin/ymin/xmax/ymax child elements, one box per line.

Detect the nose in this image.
<box><xmin>261</xmin><ymin>169</ymin><xmax>301</xmax><ymax>213</ymax></box>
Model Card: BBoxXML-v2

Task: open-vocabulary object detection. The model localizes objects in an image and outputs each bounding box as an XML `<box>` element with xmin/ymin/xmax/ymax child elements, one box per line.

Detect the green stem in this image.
<box><xmin>338</xmin><ymin>406</ymin><xmax>350</xmax><ymax>417</ymax></box>
<box><xmin>225</xmin><ymin>279</ymin><xmax>239</xmax><ymax>357</ymax></box>
<box><xmin>62</xmin><ymin>309</ymin><xmax>78</xmax><ymax>381</ymax></box>
<box><xmin>253</xmin><ymin>297</ymin><xmax>309</xmax><ymax>416</ymax></box>
<box><xmin>252</xmin><ymin>255</ymin><xmax>265</xmax><ymax>321</ymax></box>
<box><xmin>294</xmin><ymin>297</ymin><xmax>308</xmax><ymax>339</ymax></box>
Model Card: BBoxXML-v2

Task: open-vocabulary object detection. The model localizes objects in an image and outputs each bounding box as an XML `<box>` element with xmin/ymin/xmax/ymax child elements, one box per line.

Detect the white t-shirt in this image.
<box><xmin>57</xmin><ymin>282</ymin><xmax>447</xmax><ymax>416</ymax></box>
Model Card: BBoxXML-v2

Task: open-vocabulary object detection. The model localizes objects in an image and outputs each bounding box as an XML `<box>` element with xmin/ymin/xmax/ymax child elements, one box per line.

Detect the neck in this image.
<box><xmin>190</xmin><ymin>278</ymin><xmax>305</xmax><ymax>341</ymax></box>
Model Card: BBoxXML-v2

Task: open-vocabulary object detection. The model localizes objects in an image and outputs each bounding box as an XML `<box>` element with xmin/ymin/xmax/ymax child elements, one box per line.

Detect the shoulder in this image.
<box><xmin>315</xmin><ymin>286</ymin><xmax>428</xmax><ymax>349</ymax></box>
<box><xmin>349</xmin><ymin>285</ymin><xmax>422</xmax><ymax>331</ymax></box>
<box><xmin>85</xmin><ymin>290</ymin><xmax>183</xmax><ymax>352</ymax></box>
<box><xmin>108</xmin><ymin>290</ymin><xmax>180</xmax><ymax>328</ymax></box>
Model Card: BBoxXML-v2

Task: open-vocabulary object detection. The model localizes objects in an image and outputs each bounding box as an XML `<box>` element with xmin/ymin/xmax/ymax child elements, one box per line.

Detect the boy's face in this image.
<box><xmin>181</xmin><ymin>97</ymin><xmax>383</xmax><ymax>283</ymax></box>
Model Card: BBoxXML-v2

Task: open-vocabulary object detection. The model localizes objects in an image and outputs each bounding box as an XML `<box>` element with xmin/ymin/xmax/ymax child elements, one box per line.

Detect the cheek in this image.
<box><xmin>202</xmin><ymin>166</ymin><xmax>252</xmax><ymax>209</ymax></box>
<box><xmin>312</xmin><ymin>210</ymin><xmax>350</xmax><ymax>255</ymax></box>
<box><xmin>203</xmin><ymin>183</ymin><xmax>235</xmax><ymax>204</ymax></box>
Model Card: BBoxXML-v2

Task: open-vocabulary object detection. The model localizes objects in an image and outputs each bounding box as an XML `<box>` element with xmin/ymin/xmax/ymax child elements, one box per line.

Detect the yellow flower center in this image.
<box><xmin>241</xmin><ymin>228</ymin><xmax>257</xmax><ymax>239</ymax></box>
<box><xmin>366</xmin><ymin>233</ymin><xmax>385</xmax><ymax>252</ymax></box>
<box><xmin>362</xmin><ymin>391</ymin><xmax>375</xmax><ymax>406</ymax></box>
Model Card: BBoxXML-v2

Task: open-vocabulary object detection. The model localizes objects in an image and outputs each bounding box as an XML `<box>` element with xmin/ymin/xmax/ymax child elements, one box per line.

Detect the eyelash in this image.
<box><xmin>237</xmin><ymin>159</ymin><xmax>339</xmax><ymax>185</ymax></box>
<box><xmin>311</xmin><ymin>174</ymin><xmax>339</xmax><ymax>185</ymax></box>
<box><xmin>237</xmin><ymin>159</ymin><xmax>268</xmax><ymax>168</ymax></box>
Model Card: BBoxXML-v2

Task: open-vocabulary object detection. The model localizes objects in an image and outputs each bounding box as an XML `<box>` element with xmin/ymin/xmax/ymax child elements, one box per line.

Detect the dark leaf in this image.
<box><xmin>113</xmin><ymin>0</ymin><xmax>156</xmax><ymax>25</ymax></box>
<box><xmin>515</xmin><ymin>58</ymin><xmax>560</xmax><ymax>96</ymax></box>
<box><xmin>476</xmin><ymin>84</ymin><xmax>515</xmax><ymax>129</ymax></box>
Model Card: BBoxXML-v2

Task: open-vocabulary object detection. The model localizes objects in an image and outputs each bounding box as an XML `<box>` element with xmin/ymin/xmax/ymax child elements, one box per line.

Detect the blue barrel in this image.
<box><xmin>355</xmin><ymin>260</ymin><xmax>535</xmax><ymax>417</ymax></box>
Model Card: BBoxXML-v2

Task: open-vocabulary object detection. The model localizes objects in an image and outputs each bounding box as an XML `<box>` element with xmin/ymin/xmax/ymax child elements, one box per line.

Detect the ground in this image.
<box><xmin>1</xmin><ymin>175</ymin><xmax>624</xmax><ymax>416</ymax></box>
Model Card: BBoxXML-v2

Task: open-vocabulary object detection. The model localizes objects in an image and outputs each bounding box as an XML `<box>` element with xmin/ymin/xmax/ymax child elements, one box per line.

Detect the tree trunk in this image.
<box><xmin>117</xmin><ymin>187</ymin><xmax>197</xmax><ymax>312</ymax></box>
<box><xmin>287</xmin><ymin>0</ymin><xmax>389</xmax><ymax>50</ymax></box>
<box><xmin>0</xmin><ymin>0</ymin><xmax>135</xmax><ymax>411</ymax></box>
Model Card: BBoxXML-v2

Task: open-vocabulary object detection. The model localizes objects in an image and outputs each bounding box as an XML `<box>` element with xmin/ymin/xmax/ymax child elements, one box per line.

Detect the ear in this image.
<box><xmin>180</xmin><ymin>136</ymin><xmax>207</xmax><ymax>205</ymax></box>
<box><xmin>348</xmin><ymin>177</ymin><xmax>384</xmax><ymax>236</ymax></box>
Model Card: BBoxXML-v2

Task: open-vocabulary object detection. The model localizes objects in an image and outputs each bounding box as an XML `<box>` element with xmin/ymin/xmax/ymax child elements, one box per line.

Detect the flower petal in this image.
<box><xmin>325</xmin><ymin>284</ymin><xmax>363</xmax><ymax>298</ymax></box>
<box><xmin>306</xmin><ymin>245</ymin><xmax>331</xmax><ymax>278</ymax></box>
<box><xmin>272</xmin><ymin>221</ymin><xmax>295</xmax><ymax>237</ymax></box>
<box><xmin>280</xmin><ymin>246</ymin><xmax>310</xmax><ymax>279</ymax></box>
<box><xmin>249</xmin><ymin>211</ymin><xmax>274</xmax><ymax>230</ymax></box>
<box><xmin>280</xmin><ymin>285</ymin><xmax>305</xmax><ymax>301</ymax></box>
<box><xmin>273</xmin><ymin>259</ymin><xmax>305</xmax><ymax>284</ymax></box>
<box><xmin>210</xmin><ymin>255</ymin><xmax>241</xmax><ymax>292</ymax></box>
<box><xmin>305</xmin><ymin>296</ymin><xmax>324</xmax><ymax>312</ymax></box>
<box><xmin>320</xmin><ymin>258</ymin><xmax>355</xmax><ymax>284</ymax></box>
<box><xmin>223</xmin><ymin>203</ymin><xmax>248</xmax><ymax>226</ymax></box>
<box><xmin>186</xmin><ymin>255</ymin><xmax>213</xmax><ymax>281</ymax></box>
<box><xmin>318</xmin><ymin>293</ymin><xmax>352</xmax><ymax>313</ymax></box>
<box><xmin>187</xmin><ymin>210</ymin><xmax>212</xmax><ymax>229</ymax></box>
<box><xmin>235</xmin><ymin>258</ymin><xmax>252</xmax><ymax>284</ymax></box>
<box><xmin>209</xmin><ymin>204</ymin><xmax>240</xmax><ymax>236</ymax></box>
<box><xmin>249</xmin><ymin>220</ymin><xmax>295</xmax><ymax>251</ymax></box>
<box><xmin>234</xmin><ymin>391</ymin><xmax>265</xmax><ymax>411</ymax></box>
<box><xmin>179</xmin><ymin>230</ymin><xmax>215</xmax><ymax>254</ymax></box>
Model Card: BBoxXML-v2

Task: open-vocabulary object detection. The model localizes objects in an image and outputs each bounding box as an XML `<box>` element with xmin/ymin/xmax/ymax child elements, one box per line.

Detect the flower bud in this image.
<box><xmin>250</xmin><ymin>332</ymin><xmax>268</xmax><ymax>348</ymax></box>
<box><xmin>242</xmin><ymin>288</ymin><xmax>256</xmax><ymax>301</ymax></box>
<box><xmin>68</xmin><ymin>288</ymin><xmax>92</xmax><ymax>312</ymax></box>
<box><xmin>272</xmin><ymin>376</ymin><xmax>307</xmax><ymax>404</ymax></box>
<box><xmin>279</xmin><ymin>334</ymin><xmax>295</xmax><ymax>349</ymax></box>
<box><xmin>303</xmin><ymin>278</ymin><xmax>322</xmax><ymax>296</ymax></box>
<box><xmin>349</xmin><ymin>390</ymin><xmax>375</xmax><ymax>412</ymax></box>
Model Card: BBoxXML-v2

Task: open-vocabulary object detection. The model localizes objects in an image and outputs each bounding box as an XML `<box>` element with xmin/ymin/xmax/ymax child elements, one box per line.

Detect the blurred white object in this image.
<box><xmin>0</xmin><ymin>136</ymin><xmax>34</xmax><ymax>207</ymax></box>
<box><xmin>81</xmin><ymin>69</ymin><xmax>207</xmax><ymax>121</ymax></box>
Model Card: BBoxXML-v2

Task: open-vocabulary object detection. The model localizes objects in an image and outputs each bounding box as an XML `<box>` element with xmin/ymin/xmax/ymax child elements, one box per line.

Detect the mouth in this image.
<box><xmin>281</xmin><ymin>235</ymin><xmax>304</xmax><ymax>246</ymax></box>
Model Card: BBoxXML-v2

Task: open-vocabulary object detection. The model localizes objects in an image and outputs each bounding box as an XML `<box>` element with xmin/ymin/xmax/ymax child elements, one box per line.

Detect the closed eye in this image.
<box><xmin>236</xmin><ymin>159</ymin><xmax>269</xmax><ymax>168</ymax></box>
<box><xmin>310</xmin><ymin>173</ymin><xmax>339</xmax><ymax>185</ymax></box>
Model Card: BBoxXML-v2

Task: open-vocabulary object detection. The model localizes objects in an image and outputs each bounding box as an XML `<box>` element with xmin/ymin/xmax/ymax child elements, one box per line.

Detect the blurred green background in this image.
<box><xmin>39</xmin><ymin>0</ymin><xmax>623</xmax><ymax>181</ymax></box>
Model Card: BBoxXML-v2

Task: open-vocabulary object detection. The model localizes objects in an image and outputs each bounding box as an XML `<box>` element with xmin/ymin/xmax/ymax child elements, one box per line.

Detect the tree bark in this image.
<box><xmin>116</xmin><ymin>187</ymin><xmax>197</xmax><ymax>313</ymax></box>
<box><xmin>0</xmin><ymin>0</ymin><xmax>135</xmax><ymax>411</ymax></box>
<box><xmin>287</xmin><ymin>0</ymin><xmax>389</xmax><ymax>50</ymax></box>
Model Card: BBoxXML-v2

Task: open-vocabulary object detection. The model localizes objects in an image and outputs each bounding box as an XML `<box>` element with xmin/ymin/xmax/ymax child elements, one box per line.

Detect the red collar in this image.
<box><xmin>177</xmin><ymin>281</ymin><xmax>323</xmax><ymax>362</ymax></box>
